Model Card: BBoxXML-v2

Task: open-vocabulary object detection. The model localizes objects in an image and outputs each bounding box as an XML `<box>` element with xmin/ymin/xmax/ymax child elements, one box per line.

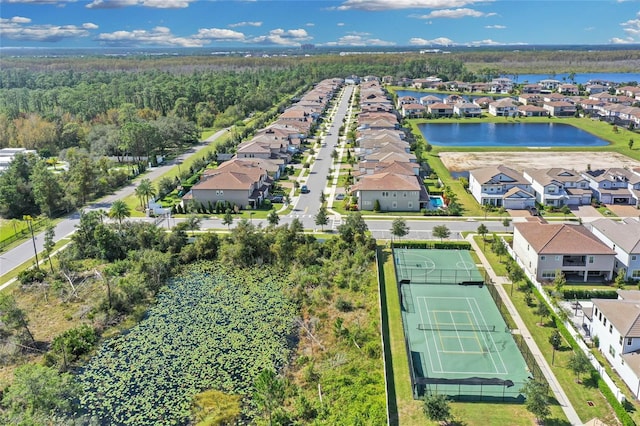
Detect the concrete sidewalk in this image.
<box><xmin>467</xmin><ymin>234</ymin><xmax>583</xmax><ymax>426</ymax></box>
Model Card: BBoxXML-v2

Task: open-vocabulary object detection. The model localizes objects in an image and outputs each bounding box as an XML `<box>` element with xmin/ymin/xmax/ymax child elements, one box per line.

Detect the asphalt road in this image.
<box><xmin>0</xmin><ymin>128</ymin><xmax>228</xmax><ymax>277</ymax></box>
<box><xmin>0</xmin><ymin>96</ymin><xmax>513</xmax><ymax>280</ymax></box>
<box><xmin>291</xmin><ymin>84</ymin><xmax>354</xmax><ymax>229</ymax></box>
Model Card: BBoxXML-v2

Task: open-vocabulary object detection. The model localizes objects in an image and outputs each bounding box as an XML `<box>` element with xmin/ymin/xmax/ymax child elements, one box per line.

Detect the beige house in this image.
<box><xmin>513</xmin><ymin>222</ymin><xmax>615</xmax><ymax>282</ymax></box>
<box><xmin>186</xmin><ymin>161</ymin><xmax>271</xmax><ymax>210</ymax></box>
<box><xmin>351</xmin><ymin>172</ymin><xmax>428</xmax><ymax>212</ymax></box>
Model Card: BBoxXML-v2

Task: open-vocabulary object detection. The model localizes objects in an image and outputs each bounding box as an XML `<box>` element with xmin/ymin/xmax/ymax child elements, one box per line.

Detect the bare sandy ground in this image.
<box><xmin>439</xmin><ymin>151</ymin><xmax>640</xmax><ymax>172</ymax></box>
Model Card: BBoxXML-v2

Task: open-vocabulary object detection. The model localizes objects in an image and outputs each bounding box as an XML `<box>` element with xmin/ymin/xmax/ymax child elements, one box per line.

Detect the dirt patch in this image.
<box><xmin>439</xmin><ymin>151</ymin><xmax>640</xmax><ymax>173</ymax></box>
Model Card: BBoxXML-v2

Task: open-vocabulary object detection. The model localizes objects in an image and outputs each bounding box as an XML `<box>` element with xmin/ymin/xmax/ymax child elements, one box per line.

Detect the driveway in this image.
<box><xmin>573</xmin><ymin>205</ymin><xmax>602</xmax><ymax>222</ymax></box>
<box><xmin>607</xmin><ymin>204</ymin><xmax>640</xmax><ymax>218</ymax></box>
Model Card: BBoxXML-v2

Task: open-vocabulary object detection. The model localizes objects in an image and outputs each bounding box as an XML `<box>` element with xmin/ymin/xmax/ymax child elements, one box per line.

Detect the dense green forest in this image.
<box><xmin>1</xmin><ymin>211</ymin><xmax>384</xmax><ymax>425</ymax></box>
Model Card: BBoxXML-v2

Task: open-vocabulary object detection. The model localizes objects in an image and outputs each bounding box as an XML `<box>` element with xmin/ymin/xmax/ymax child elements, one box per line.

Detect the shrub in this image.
<box><xmin>18</xmin><ymin>268</ymin><xmax>46</xmax><ymax>285</ymax></box>
<box><xmin>335</xmin><ymin>298</ymin><xmax>353</xmax><ymax>312</ymax></box>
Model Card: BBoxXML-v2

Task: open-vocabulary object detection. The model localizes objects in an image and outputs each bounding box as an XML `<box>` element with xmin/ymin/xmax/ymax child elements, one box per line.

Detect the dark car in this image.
<box><xmin>335</xmin><ymin>193</ymin><xmax>345</xmax><ymax>200</ymax></box>
<box><xmin>270</xmin><ymin>195</ymin><xmax>283</xmax><ymax>203</ymax></box>
<box><xmin>300</xmin><ymin>185</ymin><xmax>310</xmax><ymax>194</ymax></box>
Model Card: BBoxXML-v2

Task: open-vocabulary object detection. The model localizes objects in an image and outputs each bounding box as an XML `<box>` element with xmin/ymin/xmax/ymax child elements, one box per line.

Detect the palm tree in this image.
<box><xmin>108</xmin><ymin>200</ymin><xmax>131</xmax><ymax>226</ymax></box>
<box><xmin>135</xmin><ymin>178</ymin><xmax>156</xmax><ymax>210</ymax></box>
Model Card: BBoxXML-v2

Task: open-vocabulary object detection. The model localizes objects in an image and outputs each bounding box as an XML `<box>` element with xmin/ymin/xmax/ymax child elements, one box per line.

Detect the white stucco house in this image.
<box><xmin>589</xmin><ymin>218</ymin><xmax>640</xmax><ymax>281</ymax></box>
<box><xmin>468</xmin><ymin>165</ymin><xmax>535</xmax><ymax>209</ymax></box>
<box><xmin>591</xmin><ymin>290</ymin><xmax>640</xmax><ymax>398</ymax></box>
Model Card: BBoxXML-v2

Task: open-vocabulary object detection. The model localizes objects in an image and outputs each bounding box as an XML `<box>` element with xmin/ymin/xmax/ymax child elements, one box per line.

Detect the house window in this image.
<box><xmin>628</xmin><ymin>338</ymin><xmax>633</xmax><ymax>345</ymax></box>
<box><xmin>632</xmin><ymin>270</ymin><xmax>640</xmax><ymax>278</ymax></box>
<box><xmin>542</xmin><ymin>271</ymin><xmax>556</xmax><ymax>279</ymax></box>
<box><xmin>393</xmin><ymin>192</ymin><xmax>397</xmax><ymax>197</ymax></box>
<box><xmin>620</xmin><ymin>336</ymin><xmax>623</xmax><ymax>345</ymax></box>
<box><xmin>594</xmin><ymin>308</ymin><xmax>598</xmax><ymax>317</ymax></box>
<box><xmin>609</xmin><ymin>345</ymin><xmax>616</xmax><ymax>357</ymax></box>
<box><xmin>392</xmin><ymin>201</ymin><xmax>397</xmax><ymax>209</ymax></box>
<box><xmin>541</xmin><ymin>256</ymin><xmax>546</xmax><ymax>261</ymax></box>
<box><xmin>555</xmin><ymin>256</ymin><xmax>561</xmax><ymax>261</ymax></box>
<box><xmin>589</xmin><ymin>256</ymin><xmax>595</xmax><ymax>264</ymax></box>
<box><xmin>382</xmin><ymin>191</ymin><xmax>389</xmax><ymax>197</ymax></box>
<box><xmin>599</xmin><ymin>312</ymin><xmax>602</xmax><ymax>321</ymax></box>
<box><xmin>364</xmin><ymin>201</ymin><xmax>371</xmax><ymax>206</ymax></box>
<box><xmin>604</xmin><ymin>318</ymin><xmax>607</xmax><ymax>326</ymax></box>
<box><xmin>408</xmin><ymin>202</ymin><xmax>413</xmax><ymax>209</ymax></box>
<box><xmin>609</xmin><ymin>325</ymin><xmax>613</xmax><ymax>334</ymax></box>
<box><xmin>632</xmin><ymin>255</ymin><xmax>637</xmax><ymax>261</ymax></box>
<box><xmin>403</xmin><ymin>192</ymin><xmax>407</xmax><ymax>197</ymax></box>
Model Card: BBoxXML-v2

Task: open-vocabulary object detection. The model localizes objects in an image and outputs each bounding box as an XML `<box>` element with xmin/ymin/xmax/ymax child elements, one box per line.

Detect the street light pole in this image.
<box><xmin>23</xmin><ymin>215</ymin><xmax>39</xmax><ymax>269</ymax></box>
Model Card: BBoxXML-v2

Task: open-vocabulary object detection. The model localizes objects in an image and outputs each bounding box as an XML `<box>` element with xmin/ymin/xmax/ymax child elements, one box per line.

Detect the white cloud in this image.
<box><xmin>409</xmin><ymin>37</ymin><xmax>455</xmax><ymax>46</ymax></box>
<box><xmin>610</xmin><ymin>36</ymin><xmax>635</xmax><ymax>44</ymax></box>
<box><xmin>337</xmin><ymin>0</ymin><xmax>488</xmax><ymax>11</ymax></box>
<box><xmin>8</xmin><ymin>16</ymin><xmax>32</xmax><ymax>24</ymax></box>
<box><xmin>323</xmin><ymin>34</ymin><xmax>395</xmax><ymax>46</ymax></box>
<box><xmin>86</xmin><ymin>0</ymin><xmax>193</xmax><ymax>9</ymax></box>
<box><xmin>250</xmin><ymin>28</ymin><xmax>312</xmax><ymax>46</ymax></box>
<box><xmin>83</xmin><ymin>22</ymin><xmax>99</xmax><ymax>29</ymax></box>
<box><xmin>228</xmin><ymin>21</ymin><xmax>262</xmax><ymax>28</ymax></box>
<box><xmin>194</xmin><ymin>28</ymin><xmax>246</xmax><ymax>41</ymax></box>
<box><xmin>620</xmin><ymin>15</ymin><xmax>640</xmax><ymax>40</ymax></box>
<box><xmin>306</xmin><ymin>23</ymin><xmax>315</xmax><ymax>27</ymax></box>
<box><xmin>412</xmin><ymin>8</ymin><xmax>488</xmax><ymax>19</ymax></box>
<box><xmin>0</xmin><ymin>17</ymin><xmax>93</xmax><ymax>41</ymax></box>
<box><xmin>469</xmin><ymin>39</ymin><xmax>500</xmax><ymax>46</ymax></box>
<box><xmin>97</xmin><ymin>26</ymin><xmax>204</xmax><ymax>46</ymax></box>
<box><xmin>337</xmin><ymin>22</ymin><xmax>346</xmax><ymax>26</ymax></box>
<box><xmin>485</xmin><ymin>24</ymin><xmax>506</xmax><ymax>29</ymax></box>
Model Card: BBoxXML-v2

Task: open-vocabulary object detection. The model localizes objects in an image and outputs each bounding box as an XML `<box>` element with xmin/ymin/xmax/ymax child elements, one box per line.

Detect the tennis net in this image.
<box><xmin>418</xmin><ymin>324</ymin><xmax>496</xmax><ymax>332</ymax></box>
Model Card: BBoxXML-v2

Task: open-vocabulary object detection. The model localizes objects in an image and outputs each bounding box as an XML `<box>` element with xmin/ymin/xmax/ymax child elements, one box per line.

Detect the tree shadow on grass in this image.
<box><xmin>544</xmin><ymin>418</ymin><xmax>572</xmax><ymax>426</ymax></box>
<box><xmin>583</xmin><ymin>370</ymin><xmax>599</xmax><ymax>389</ymax></box>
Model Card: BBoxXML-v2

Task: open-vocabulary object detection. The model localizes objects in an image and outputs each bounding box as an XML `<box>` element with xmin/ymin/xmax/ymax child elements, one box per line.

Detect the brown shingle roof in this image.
<box><xmin>514</xmin><ymin>222</ymin><xmax>615</xmax><ymax>255</ymax></box>
<box><xmin>351</xmin><ymin>172</ymin><xmax>421</xmax><ymax>191</ymax></box>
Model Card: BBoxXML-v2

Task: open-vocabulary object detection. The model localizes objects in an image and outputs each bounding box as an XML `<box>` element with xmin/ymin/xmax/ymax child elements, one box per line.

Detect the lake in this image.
<box><xmin>509</xmin><ymin>72</ymin><xmax>640</xmax><ymax>85</ymax></box>
<box><xmin>417</xmin><ymin>122</ymin><xmax>609</xmax><ymax>147</ymax></box>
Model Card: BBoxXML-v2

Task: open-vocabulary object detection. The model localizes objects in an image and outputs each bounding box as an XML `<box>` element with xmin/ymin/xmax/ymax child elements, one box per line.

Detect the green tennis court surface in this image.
<box><xmin>395</xmin><ymin>249</ymin><xmax>530</xmax><ymax>401</ymax></box>
<box><xmin>394</xmin><ymin>248</ymin><xmax>485</xmax><ymax>285</ymax></box>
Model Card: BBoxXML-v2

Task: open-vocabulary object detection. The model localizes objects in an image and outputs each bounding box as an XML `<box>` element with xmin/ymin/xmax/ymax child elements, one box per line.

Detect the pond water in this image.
<box><xmin>511</xmin><ymin>72</ymin><xmax>640</xmax><ymax>85</ymax></box>
<box><xmin>417</xmin><ymin>122</ymin><xmax>609</xmax><ymax>147</ymax></box>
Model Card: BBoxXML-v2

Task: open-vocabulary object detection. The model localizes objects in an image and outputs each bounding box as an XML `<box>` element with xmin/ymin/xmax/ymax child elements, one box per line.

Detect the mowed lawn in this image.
<box><xmin>378</xmin><ymin>246</ymin><xmax>568</xmax><ymax>425</ymax></box>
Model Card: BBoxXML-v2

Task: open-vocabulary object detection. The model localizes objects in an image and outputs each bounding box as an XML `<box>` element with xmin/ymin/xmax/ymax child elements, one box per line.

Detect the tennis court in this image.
<box><xmin>394</xmin><ymin>248</ymin><xmax>485</xmax><ymax>285</ymax></box>
<box><xmin>394</xmin><ymin>248</ymin><xmax>530</xmax><ymax>401</ymax></box>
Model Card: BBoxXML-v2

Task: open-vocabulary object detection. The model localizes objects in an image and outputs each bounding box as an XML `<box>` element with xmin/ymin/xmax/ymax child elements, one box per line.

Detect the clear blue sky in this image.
<box><xmin>1</xmin><ymin>0</ymin><xmax>640</xmax><ymax>49</ymax></box>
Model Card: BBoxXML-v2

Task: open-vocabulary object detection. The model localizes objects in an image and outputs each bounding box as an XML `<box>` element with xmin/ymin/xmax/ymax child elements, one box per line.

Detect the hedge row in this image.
<box><xmin>542</xmin><ymin>292</ymin><xmax>635</xmax><ymax>425</ymax></box>
<box><xmin>562</xmin><ymin>289</ymin><xmax>618</xmax><ymax>300</ymax></box>
<box><xmin>392</xmin><ymin>241</ymin><xmax>471</xmax><ymax>250</ymax></box>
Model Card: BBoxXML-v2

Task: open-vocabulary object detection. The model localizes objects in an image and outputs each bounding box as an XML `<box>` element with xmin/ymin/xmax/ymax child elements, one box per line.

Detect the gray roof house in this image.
<box><xmin>589</xmin><ymin>218</ymin><xmax>640</xmax><ymax>281</ymax></box>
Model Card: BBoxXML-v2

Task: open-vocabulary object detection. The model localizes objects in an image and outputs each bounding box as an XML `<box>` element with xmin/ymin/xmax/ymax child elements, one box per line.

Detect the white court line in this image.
<box><xmin>418</xmin><ymin>296</ymin><xmax>444</xmax><ymax>373</ymax></box>
<box><xmin>467</xmin><ymin>297</ymin><xmax>508</xmax><ymax>375</ymax></box>
<box><xmin>417</xmin><ymin>296</ymin><xmax>508</xmax><ymax>375</ymax></box>
<box><xmin>457</xmin><ymin>250</ymin><xmax>472</xmax><ymax>277</ymax></box>
<box><xmin>448</xmin><ymin>311</ymin><xmax>465</xmax><ymax>353</ymax></box>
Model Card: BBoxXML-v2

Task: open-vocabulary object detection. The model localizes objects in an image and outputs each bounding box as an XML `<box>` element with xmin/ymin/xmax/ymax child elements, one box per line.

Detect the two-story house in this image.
<box><xmin>591</xmin><ymin>290</ymin><xmax>640</xmax><ymax>398</ymax></box>
<box><xmin>186</xmin><ymin>161</ymin><xmax>272</xmax><ymax>210</ymax></box>
<box><xmin>488</xmin><ymin>98</ymin><xmax>518</xmax><ymax>117</ymax></box>
<box><xmin>583</xmin><ymin>168</ymin><xmax>640</xmax><ymax>206</ymax></box>
<box><xmin>589</xmin><ymin>218</ymin><xmax>640</xmax><ymax>281</ymax></box>
<box><xmin>468</xmin><ymin>165</ymin><xmax>535</xmax><ymax>209</ymax></box>
<box><xmin>513</xmin><ymin>221</ymin><xmax>615</xmax><ymax>282</ymax></box>
<box><xmin>351</xmin><ymin>171</ymin><xmax>428</xmax><ymax>212</ymax></box>
<box><xmin>523</xmin><ymin>168</ymin><xmax>592</xmax><ymax>207</ymax></box>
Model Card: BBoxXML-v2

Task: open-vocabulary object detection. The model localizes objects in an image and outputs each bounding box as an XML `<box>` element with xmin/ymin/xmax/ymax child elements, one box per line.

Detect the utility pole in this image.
<box><xmin>23</xmin><ymin>215</ymin><xmax>39</xmax><ymax>269</ymax></box>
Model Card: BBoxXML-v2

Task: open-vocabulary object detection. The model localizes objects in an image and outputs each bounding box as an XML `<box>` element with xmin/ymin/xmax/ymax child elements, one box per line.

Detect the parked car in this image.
<box><xmin>335</xmin><ymin>193</ymin><xmax>345</xmax><ymax>200</ymax></box>
<box><xmin>301</xmin><ymin>185</ymin><xmax>310</xmax><ymax>194</ymax></box>
<box><xmin>270</xmin><ymin>195</ymin><xmax>283</xmax><ymax>203</ymax></box>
